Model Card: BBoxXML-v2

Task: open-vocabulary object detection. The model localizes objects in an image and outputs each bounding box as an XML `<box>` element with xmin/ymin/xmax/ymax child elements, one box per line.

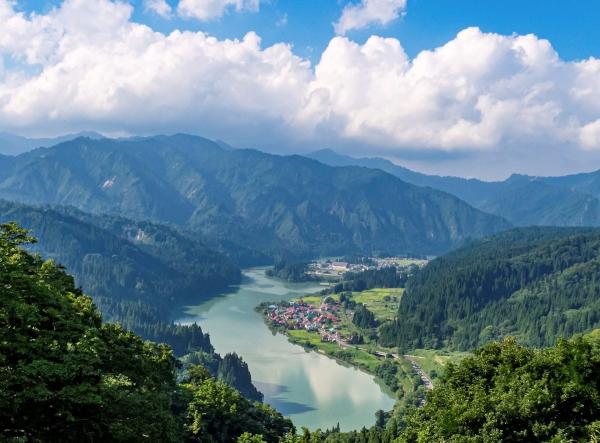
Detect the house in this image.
<box><xmin>331</xmin><ymin>261</ymin><xmax>349</xmax><ymax>272</ymax></box>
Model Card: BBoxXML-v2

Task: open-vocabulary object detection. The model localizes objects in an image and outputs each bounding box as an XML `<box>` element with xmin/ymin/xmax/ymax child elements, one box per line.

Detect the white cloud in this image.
<box><xmin>177</xmin><ymin>0</ymin><xmax>259</xmax><ymax>20</ymax></box>
<box><xmin>145</xmin><ymin>0</ymin><xmax>172</xmax><ymax>17</ymax></box>
<box><xmin>334</xmin><ymin>0</ymin><xmax>407</xmax><ymax>35</ymax></box>
<box><xmin>2</xmin><ymin>0</ymin><xmax>600</xmax><ymax>178</ymax></box>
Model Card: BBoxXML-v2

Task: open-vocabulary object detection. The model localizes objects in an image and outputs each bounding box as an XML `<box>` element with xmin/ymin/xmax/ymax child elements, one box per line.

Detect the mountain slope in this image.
<box><xmin>0</xmin><ymin>135</ymin><xmax>510</xmax><ymax>257</ymax></box>
<box><xmin>378</xmin><ymin>227</ymin><xmax>600</xmax><ymax>351</ymax></box>
<box><xmin>309</xmin><ymin>149</ymin><xmax>600</xmax><ymax>227</ymax></box>
<box><xmin>0</xmin><ymin>200</ymin><xmax>240</xmax><ymax>307</ymax></box>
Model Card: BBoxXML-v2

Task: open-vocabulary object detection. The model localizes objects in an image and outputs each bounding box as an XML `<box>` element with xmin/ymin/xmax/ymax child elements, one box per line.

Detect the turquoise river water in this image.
<box><xmin>174</xmin><ymin>267</ymin><xmax>396</xmax><ymax>431</ymax></box>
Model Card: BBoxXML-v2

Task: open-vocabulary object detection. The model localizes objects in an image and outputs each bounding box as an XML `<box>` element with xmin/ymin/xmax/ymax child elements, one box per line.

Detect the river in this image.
<box><xmin>174</xmin><ymin>267</ymin><xmax>396</xmax><ymax>431</ymax></box>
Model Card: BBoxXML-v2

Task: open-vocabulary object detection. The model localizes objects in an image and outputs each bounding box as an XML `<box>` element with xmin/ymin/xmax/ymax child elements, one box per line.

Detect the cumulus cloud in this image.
<box><xmin>2</xmin><ymin>0</ymin><xmax>600</xmax><ymax>178</ymax></box>
<box><xmin>177</xmin><ymin>0</ymin><xmax>259</xmax><ymax>20</ymax></box>
<box><xmin>145</xmin><ymin>0</ymin><xmax>172</xmax><ymax>17</ymax></box>
<box><xmin>334</xmin><ymin>0</ymin><xmax>407</xmax><ymax>35</ymax></box>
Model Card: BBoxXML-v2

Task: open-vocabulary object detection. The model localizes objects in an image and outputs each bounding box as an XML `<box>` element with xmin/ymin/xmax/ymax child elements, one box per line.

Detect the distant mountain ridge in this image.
<box><xmin>0</xmin><ymin>131</ymin><xmax>104</xmax><ymax>155</ymax></box>
<box><xmin>0</xmin><ymin>134</ymin><xmax>509</xmax><ymax>258</ymax></box>
<box><xmin>309</xmin><ymin>149</ymin><xmax>600</xmax><ymax>227</ymax></box>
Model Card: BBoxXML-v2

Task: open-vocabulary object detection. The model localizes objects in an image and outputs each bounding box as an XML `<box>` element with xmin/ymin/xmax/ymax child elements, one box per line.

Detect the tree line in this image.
<box><xmin>378</xmin><ymin>227</ymin><xmax>600</xmax><ymax>351</ymax></box>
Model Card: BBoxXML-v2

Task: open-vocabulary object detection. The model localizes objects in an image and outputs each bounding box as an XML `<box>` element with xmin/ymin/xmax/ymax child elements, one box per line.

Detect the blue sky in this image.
<box><xmin>17</xmin><ymin>0</ymin><xmax>600</xmax><ymax>63</ymax></box>
<box><xmin>3</xmin><ymin>0</ymin><xmax>600</xmax><ymax>178</ymax></box>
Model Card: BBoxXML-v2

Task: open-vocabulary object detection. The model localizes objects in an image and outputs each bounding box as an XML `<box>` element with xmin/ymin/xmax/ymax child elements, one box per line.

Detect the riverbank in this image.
<box><xmin>174</xmin><ymin>268</ymin><xmax>396</xmax><ymax>431</ymax></box>
<box><xmin>257</xmin><ymin>289</ymin><xmax>467</xmax><ymax>408</ymax></box>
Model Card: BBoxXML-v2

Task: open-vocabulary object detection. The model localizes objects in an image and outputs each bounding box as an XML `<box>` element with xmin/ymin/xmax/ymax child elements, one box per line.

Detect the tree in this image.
<box><xmin>0</xmin><ymin>223</ymin><xmax>179</xmax><ymax>442</ymax></box>
<box><xmin>398</xmin><ymin>334</ymin><xmax>600</xmax><ymax>442</ymax></box>
<box><xmin>238</xmin><ymin>433</ymin><xmax>267</xmax><ymax>443</ymax></box>
<box><xmin>182</xmin><ymin>369</ymin><xmax>293</xmax><ymax>443</ymax></box>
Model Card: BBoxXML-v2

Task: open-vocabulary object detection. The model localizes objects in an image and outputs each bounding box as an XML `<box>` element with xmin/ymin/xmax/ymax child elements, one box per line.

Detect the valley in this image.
<box><xmin>2</xmin><ymin>135</ymin><xmax>600</xmax><ymax>441</ymax></box>
<box><xmin>173</xmin><ymin>268</ymin><xmax>397</xmax><ymax>431</ymax></box>
<box><xmin>257</xmin><ymin>285</ymin><xmax>465</xmax><ymax>411</ymax></box>
<box><xmin>3</xmin><ymin>3</ymin><xmax>600</xmax><ymax>440</ymax></box>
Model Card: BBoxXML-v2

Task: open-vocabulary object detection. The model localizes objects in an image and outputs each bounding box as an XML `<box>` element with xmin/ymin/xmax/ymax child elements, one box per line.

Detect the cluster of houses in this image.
<box><xmin>267</xmin><ymin>299</ymin><xmax>347</xmax><ymax>345</ymax></box>
<box><xmin>306</xmin><ymin>256</ymin><xmax>429</xmax><ymax>279</ymax></box>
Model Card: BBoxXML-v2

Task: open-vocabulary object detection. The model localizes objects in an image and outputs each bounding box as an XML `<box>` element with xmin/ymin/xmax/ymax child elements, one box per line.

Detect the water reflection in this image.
<box><xmin>174</xmin><ymin>268</ymin><xmax>395</xmax><ymax>431</ymax></box>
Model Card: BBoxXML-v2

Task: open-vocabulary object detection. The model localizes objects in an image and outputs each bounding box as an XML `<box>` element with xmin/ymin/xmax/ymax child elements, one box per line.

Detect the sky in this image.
<box><xmin>2</xmin><ymin>0</ymin><xmax>600</xmax><ymax>179</ymax></box>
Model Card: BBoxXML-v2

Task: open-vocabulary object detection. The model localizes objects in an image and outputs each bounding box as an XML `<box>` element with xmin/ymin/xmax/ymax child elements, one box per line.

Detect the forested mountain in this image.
<box><xmin>0</xmin><ymin>200</ymin><xmax>244</xmax><ymax>363</ymax></box>
<box><xmin>0</xmin><ymin>135</ymin><xmax>509</xmax><ymax>258</ymax></box>
<box><xmin>379</xmin><ymin>227</ymin><xmax>600</xmax><ymax>351</ymax></box>
<box><xmin>0</xmin><ymin>200</ymin><xmax>240</xmax><ymax>307</ymax></box>
<box><xmin>309</xmin><ymin>149</ymin><xmax>600</xmax><ymax>227</ymax></box>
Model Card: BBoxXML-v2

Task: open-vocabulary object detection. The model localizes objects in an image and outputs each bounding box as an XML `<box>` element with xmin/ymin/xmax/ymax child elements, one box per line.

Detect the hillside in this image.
<box><xmin>379</xmin><ymin>227</ymin><xmax>600</xmax><ymax>351</ymax></box>
<box><xmin>309</xmin><ymin>149</ymin><xmax>600</xmax><ymax>227</ymax></box>
<box><xmin>0</xmin><ymin>224</ymin><xmax>290</xmax><ymax>441</ymax></box>
<box><xmin>0</xmin><ymin>200</ymin><xmax>240</xmax><ymax>307</ymax></box>
<box><xmin>0</xmin><ymin>199</ymin><xmax>243</xmax><ymax>358</ymax></box>
<box><xmin>0</xmin><ymin>135</ymin><xmax>510</xmax><ymax>258</ymax></box>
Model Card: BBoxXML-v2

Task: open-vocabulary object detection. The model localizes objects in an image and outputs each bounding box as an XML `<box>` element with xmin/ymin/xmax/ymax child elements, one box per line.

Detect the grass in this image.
<box><xmin>399</xmin><ymin>258</ymin><xmax>428</xmax><ymax>267</ymax></box>
<box><xmin>287</xmin><ymin>330</ymin><xmax>382</xmax><ymax>372</ymax></box>
<box><xmin>404</xmin><ymin>349</ymin><xmax>469</xmax><ymax>381</ymax></box>
<box><xmin>351</xmin><ymin>288</ymin><xmax>403</xmax><ymax>322</ymax></box>
<box><xmin>293</xmin><ymin>295</ymin><xmax>323</xmax><ymax>305</ymax></box>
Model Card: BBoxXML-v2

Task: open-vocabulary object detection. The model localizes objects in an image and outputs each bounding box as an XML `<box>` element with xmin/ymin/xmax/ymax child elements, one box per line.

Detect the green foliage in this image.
<box><xmin>341</xmin><ymin>267</ymin><xmax>408</xmax><ymax>291</ymax></box>
<box><xmin>217</xmin><ymin>353</ymin><xmax>264</xmax><ymax>402</ymax></box>
<box><xmin>0</xmin><ymin>200</ymin><xmax>240</xmax><ymax>307</ymax></box>
<box><xmin>0</xmin><ymin>223</ymin><xmax>179</xmax><ymax>442</ymax></box>
<box><xmin>266</xmin><ymin>261</ymin><xmax>313</xmax><ymax>282</ymax></box>
<box><xmin>277</xmin><ymin>332</ymin><xmax>600</xmax><ymax>443</ymax></box>
<box><xmin>397</xmin><ymin>334</ymin><xmax>600</xmax><ymax>442</ymax></box>
<box><xmin>374</xmin><ymin>360</ymin><xmax>400</xmax><ymax>392</ymax></box>
<box><xmin>237</xmin><ymin>433</ymin><xmax>268</xmax><ymax>443</ymax></box>
<box><xmin>380</xmin><ymin>227</ymin><xmax>600</xmax><ymax>350</ymax></box>
<box><xmin>182</xmin><ymin>373</ymin><xmax>293</xmax><ymax>443</ymax></box>
<box><xmin>352</xmin><ymin>304</ymin><xmax>377</xmax><ymax>329</ymax></box>
<box><xmin>0</xmin><ymin>223</ymin><xmax>292</xmax><ymax>442</ymax></box>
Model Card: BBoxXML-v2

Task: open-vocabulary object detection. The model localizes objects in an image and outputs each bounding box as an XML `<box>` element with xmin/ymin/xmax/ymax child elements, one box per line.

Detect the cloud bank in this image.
<box><xmin>1</xmin><ymin>0</ymin><xmax>600</xmax><ymax>177</ymax></box>
<box><xmin>334</xmin><ymin>0</ymin><xmax>407</xmax><ymax>35</ymax></box>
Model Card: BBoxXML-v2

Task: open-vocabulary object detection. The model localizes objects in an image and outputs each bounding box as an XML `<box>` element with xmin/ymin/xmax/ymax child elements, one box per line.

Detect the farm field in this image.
<box><xmin>351</xmin><ymin>288</ymin><xmax>404</xmax><ymax>322</ymax></box>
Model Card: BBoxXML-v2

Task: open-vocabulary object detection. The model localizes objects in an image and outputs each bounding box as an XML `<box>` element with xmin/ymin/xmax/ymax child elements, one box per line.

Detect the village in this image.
<box><xmin>306</xmin><ymin>256</ymin><xmax>428</xmax><ymax>279</ymax></box>
<box><xmin>266</xmin><ymin>298</ymin><xmax>349</xmax><ymax>346</ymax></box>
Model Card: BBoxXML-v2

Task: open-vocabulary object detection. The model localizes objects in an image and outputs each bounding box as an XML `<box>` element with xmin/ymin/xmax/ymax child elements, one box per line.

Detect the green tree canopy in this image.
<box><xmin>398</xmin><ymin>333</ymin><xmax>600</xmax><ymax>442</ymax></box>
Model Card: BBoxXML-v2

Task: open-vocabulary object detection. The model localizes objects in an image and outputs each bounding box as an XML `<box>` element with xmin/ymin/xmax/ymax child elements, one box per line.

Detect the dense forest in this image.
<box><xmin>293</xmin><ymin>331</ymin><xmax>600</xmax><ymax>443</ymax></box>
<box><xmin>337</xmin><ymin>267</ymin><xmax>410</xmax><ymax>292</ymax></box>
<box><xmin>2</xmin><ymin>222</ymin><xmax>599</xmax><ymax>442</ymax></box>
<box><xmin>379</xmin><ymin>227</ymin><xmax>600</xmax><ymax>350</ymax></box>
<box><xmin>0</xmin><ymin>209</ymin><xmax>262</xmax><ymax>402</ymax></box>
<box><xmin>0</xmin><ymin>200</ymin><xmax>241</xmax><ymax>308</ymax></box>
<box><xmin>0</xmin><ymin>223</ymin><xmax>289</xmax><ymax>441</ymax></box>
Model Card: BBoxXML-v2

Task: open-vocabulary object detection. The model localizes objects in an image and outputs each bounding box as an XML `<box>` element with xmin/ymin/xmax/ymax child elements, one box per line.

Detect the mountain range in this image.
<box><xmin>0</xmin><ymin>135</ymin><xmax>509</xmax><ymax>258</ymax></box>
<box><xmin>309</xmin><ymin>149</ymin><xmax>600</xmax><ymax>227</ymax></box>
<box><xmin>0</xmin><ymin>131</ymin><xmax>104</xmax><ymax>156</ymax></box>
